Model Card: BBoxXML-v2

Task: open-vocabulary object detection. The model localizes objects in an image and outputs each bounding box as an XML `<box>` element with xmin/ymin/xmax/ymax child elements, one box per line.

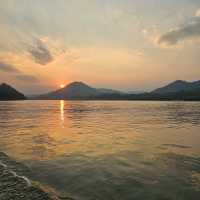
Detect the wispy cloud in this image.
<box><xmin>0</xmin><ymin>61</ymin><xmax>38</xmax><ymax>82</ymax></box>
<box><xmin>0</xmin><ymin>62</ymin><xmax>20</xmax><ymax>73</ymax></box>
<box><xmin>15</xmin><ymin>74</ymin><xmax>38</xmax><ymax>82</ymax></box>
<box><xmin>28</xmin><ymin>38</ymin><xmax>53</xmax><ymax>65</ymax></box>
<box><xmin>157</xmin><ymin>9</ymin><xmax>200</xmax><ymax>47</ymax></box>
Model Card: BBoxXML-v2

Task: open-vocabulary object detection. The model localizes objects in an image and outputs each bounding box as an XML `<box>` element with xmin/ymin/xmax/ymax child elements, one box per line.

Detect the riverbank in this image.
<box><xmin>0</xmin><ymin>152</ymin><xmax>73</xmax><ymax>200</ymax></box>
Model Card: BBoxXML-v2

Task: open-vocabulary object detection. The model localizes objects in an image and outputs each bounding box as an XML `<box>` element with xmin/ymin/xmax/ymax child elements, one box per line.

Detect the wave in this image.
<box><xmin>0</xmin><ymin>160</ymin><xmax>32</xmax><ymax>187</ymax></box>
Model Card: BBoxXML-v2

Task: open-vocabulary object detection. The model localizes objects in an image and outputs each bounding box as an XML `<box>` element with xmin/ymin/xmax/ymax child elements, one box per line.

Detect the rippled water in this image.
<box><xmin>0</xmin><ymin>100</ymin><xmax>200</xmax><ymax>200</ymax></box>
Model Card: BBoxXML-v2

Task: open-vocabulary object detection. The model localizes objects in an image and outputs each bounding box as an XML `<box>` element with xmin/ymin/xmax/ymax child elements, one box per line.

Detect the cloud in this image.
<box><xmin>157</xmin><ymin>10</ymin><xmax>200</xmax><ymax>47</ymax></box>
<box><xmin>28</xmin><ymin>38</ymin><xmax>53</xmax><ymax>65</ymax></box>
<box><xmin>0</xmin><ymin>60</ymin><xmax>38</xmax><ymax>82</ymax></box>
<box><xmin>0</xmin><ymin>62</ymin><xmax>20</xmax><ymax>73</ymax></box>
<box><xmin>15</xmin><ymin>74</ymin><xmax>38</xmax><ymax>82</ymax></box>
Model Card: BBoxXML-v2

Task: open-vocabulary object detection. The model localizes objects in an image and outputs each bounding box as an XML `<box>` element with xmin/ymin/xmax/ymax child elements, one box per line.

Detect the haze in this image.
<box><xmin>0</xmin><ymin>0</ymin><xmax>200</xmax><ymax>94</ymax></box>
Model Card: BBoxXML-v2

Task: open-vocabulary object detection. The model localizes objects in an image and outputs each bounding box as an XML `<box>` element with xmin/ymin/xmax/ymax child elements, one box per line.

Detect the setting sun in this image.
<box><xmin>60</xmin><ymin>84</ymin><xmax>65</xmax><ymax>88</ymax></box>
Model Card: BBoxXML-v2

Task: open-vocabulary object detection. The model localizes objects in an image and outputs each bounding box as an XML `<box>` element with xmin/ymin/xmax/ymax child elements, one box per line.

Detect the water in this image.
<box><xmin>0</xmin><ymin>100</ymin><xmax>200</xmax><ymax>200</ymax></box>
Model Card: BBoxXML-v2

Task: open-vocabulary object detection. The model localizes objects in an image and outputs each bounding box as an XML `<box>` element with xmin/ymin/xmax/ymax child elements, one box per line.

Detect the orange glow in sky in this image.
<box><xmin>60</xmin><ymin>84</ymin><xmax>65</xmax><ymax>89</ymax></box>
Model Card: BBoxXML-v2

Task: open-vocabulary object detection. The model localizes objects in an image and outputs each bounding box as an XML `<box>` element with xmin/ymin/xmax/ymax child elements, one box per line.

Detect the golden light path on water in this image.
<box><xmin>60</xmin><ymin>100</ymin><xmax>65</xmax><ymax>127</ymax></box>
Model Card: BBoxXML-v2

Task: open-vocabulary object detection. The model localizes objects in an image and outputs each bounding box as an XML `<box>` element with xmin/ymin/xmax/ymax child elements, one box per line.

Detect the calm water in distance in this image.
<box><xmin>0</xmin><ymin>100</ymin><xmax>200</xmax><ymax>200</ymax></box>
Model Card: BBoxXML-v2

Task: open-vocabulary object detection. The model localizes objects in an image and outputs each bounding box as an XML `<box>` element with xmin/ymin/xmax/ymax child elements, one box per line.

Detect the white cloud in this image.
<box><xmin>157</xmin><ymin>9</ymin><xmax>200</xmax><ymax>47</ymax></box>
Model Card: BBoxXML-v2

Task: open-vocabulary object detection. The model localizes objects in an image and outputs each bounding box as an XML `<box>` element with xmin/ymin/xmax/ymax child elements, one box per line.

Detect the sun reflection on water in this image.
<box><xmin>60</xmin><ymin>100</ymin><xmax>65</xmax><ymax>126</ymax></box>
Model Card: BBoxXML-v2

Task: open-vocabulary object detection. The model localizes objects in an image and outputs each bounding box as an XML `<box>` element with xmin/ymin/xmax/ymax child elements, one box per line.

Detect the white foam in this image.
<box><xmin>0</xmin><ymin>161</ymin><xmax>7</xmax><ymax>168</ymax></box>
<box><xmin>0</xmin><ymin>160</ymin><xmax>32</xmax><ymax>187</ymax></box>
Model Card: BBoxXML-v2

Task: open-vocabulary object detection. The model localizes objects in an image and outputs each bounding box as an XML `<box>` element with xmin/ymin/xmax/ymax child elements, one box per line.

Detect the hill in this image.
<box><xmin>34</xmin><ymin>80</ymin><xmax>200</xmax><ymax>101</ymax></box>
<box><xmin>152</xmin><ymin>80</ymin><xmax>200</xmax><ymax>94</ymax></box>
<box><xmin>0</xmin><ymin>83</ymin><xmax>26</xmax><ymax>100</ymax></box>
<box><xmin>38</xmin><ymin>81</ymin><xmax>123</xmax><ymax>100</ymax></box>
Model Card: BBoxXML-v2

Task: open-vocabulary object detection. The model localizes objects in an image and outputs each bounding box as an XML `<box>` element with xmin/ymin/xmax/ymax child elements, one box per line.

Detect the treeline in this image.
<box><xmin>47</xmin><ymin>90</ymin><xmax>200</xmax><ymax>101</ymax></box>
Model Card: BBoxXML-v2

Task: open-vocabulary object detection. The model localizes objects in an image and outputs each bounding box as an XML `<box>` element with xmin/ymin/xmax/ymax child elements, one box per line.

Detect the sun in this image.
<box><xmin>60</xmin><ymin>84</ymin><xmax>65</xmax><ymax>89</ymax></box>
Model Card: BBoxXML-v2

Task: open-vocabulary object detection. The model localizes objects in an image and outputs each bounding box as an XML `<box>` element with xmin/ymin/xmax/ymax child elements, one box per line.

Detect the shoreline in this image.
<box><xmin>0</xmin><ymin>152</ymin><xmax>73</xmax><ymax>200</ymax></box>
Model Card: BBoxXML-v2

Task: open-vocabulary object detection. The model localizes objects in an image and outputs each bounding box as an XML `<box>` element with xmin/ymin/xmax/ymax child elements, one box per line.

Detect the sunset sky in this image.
<box><xmin>0</xmin><ymin>0</ymin><xmax>200</xmax><ymax>94</ymax></box>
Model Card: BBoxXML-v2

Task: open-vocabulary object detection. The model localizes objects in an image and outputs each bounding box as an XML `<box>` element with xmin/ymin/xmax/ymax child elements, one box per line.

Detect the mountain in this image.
<box><xmin>0</xmin><ymin>83</ymin><xmax>26</xmax><ymax>100</ymax></box>
<box><xmin>152</xmin><ymin>80</ymin><xmax>200</xmax><ymax>94</ymax></box>
<box><xmin>38</xmin><ymin>81</ymin><xmax>123</xmax><ymax>100</ymax></box>
<box><xmin>33</xmin><ymin>80</ymin><xmax>200</xmax><ymax>101</ymax></box>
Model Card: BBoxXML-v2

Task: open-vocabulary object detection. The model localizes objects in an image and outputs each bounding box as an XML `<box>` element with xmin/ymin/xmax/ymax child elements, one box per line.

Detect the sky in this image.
<box><xmin>0</xmin><ymin>0</ymin><xmax>200</xmax><ymax>94</ymax></box>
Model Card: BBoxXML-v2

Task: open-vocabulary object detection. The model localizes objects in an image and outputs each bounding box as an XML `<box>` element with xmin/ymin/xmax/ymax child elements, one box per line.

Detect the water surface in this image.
<box><xmin>0</xmin><ymin>100</ymin><xmax>200</xmax><ymax>200</ymax></box>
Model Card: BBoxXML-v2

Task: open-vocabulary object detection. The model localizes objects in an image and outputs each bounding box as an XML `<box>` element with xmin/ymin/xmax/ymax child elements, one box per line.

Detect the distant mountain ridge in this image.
<box><xmin>1</xmin><ymin>80</ymin><xmax>199</xmax><ymax>101</ymax></box>
<box><xmin>0</xmin><ymin>83</ymin><xmax>26</xmax><ymax>100</ymax></box>
<box><xmin>35</xmin><ymin>80</ymin><xmax>200</xmax><ymax>100</ymax></box>
<box><xmin>152</xmin><ymin>80</ymin><xmax>200</xmax><ymax>94</ymax></box>
<box><xmin>38</xmin><ymin>81</ymin><xmax>123</xmax><ymax>100</ymax></box>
